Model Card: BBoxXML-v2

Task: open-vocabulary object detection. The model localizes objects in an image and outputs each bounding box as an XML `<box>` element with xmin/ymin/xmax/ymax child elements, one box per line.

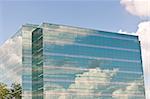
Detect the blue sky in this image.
<box><xmin>0</xmin><ymin>0</ymin><xmax>145</xmax><ymax>45</ymax></box>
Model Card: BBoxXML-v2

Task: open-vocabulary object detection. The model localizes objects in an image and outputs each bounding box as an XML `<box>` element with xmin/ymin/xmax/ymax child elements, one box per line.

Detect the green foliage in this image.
<box><xmin>10</xmin><ymin>83</ymin><xmax>22</xmax><ymax>99</ymax></box>
<box><xmin>0</xmin><ymin>83</ymin><xmax>9</xmax><ymax>99</ymax></box>
<box><xmin>0</xmin><ymin>82</ymin><xmax>22</xmax><ymax>99</ymax></box>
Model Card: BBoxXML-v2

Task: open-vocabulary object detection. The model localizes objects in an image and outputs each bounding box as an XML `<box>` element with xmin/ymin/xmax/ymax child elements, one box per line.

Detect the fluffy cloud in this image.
<box><xmin>45</xmin><ymin>67</ymin><xmax>145</xmax><ymax>99</ymax></box>
<box><xmin>137</xmin><ymin>21</ymin><xmax>150</xmax><ymax>51</ymax></box>
<box><xmin>112</xmin><ymin>79</ymin><xmax>144</xmax><ymax>99</ymax></box>
<box><xmin>118</xmin><ymin>29</ymin><xmax>135</xmax><ymax>35</ymax></box>
<box><xmin>45</xmin><ymin>84</ymin><xmax>66</xmax><ymax>99</ymax></box>
<box><xmin>120</xmin><ymin>1</ymin><xmax>150</xmax><ymax>98</ymax></box>
<box><xmin>60</xmin><ymin>68</ymin><xmax>118</xmax><ymax>99</ymax></box>
<box><xmin>118</xmin><ymin>29</ymin><xmax>129</xmax><ymax>34</ymax></box>
<box><xmin>0</xmin><ymin>35</ymin><xmax>22</xmax><ymax>85</ymax></box>
<box><xmin>43</xmin><ymin>23</ymin><xmax>92</xmax><ymax>46</ymax></box>
<box><xmin>136</xmin><ymin>21</ymin><xmax>150</xmax><ymax>99</ymax></box>
<box><xmin>147</xmin><ymin>89</ymin><xmax>150</xmax><ymax>99</ymax></box>
<box><xmin>45</xmin><ymin>68</ymin><xmax>119</xmax><ymax>99</ymax></box>
<box><xmin>120</xmin><ymin>0</ymin><xmax>150</xmax><ymax>17</ymax></box>
<box><xmin>118</xmin><ymin>21</ymin><xmax>150</xmax><ymax>99</ymax></box>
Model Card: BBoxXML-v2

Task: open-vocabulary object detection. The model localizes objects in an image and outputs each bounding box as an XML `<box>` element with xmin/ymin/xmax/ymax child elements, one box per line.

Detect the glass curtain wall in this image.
<box><xmin>42</xmin><ymin>23</ymin><xmax>145</xmax><ymax>99</ymax></box>
<box><xmin>32</xmin><ymin>28</ymin><xmax>43</xmax><ymax>99</ymax></box>
<box><xmin>22</xmin><ymin>23</ymin><xmax>145</xmax><ymax>99</ymax></box>
<box><xmin>22</xmin><ymin>24</ymin><xmax>38</xmax><ymax>99</ymax></box>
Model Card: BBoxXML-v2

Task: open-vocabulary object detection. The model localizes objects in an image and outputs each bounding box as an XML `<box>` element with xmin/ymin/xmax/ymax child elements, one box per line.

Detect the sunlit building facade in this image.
<box><xmin>0</xmin><ymin>23</ymin><xmax>145</xmax><ymax>99</ymax></box>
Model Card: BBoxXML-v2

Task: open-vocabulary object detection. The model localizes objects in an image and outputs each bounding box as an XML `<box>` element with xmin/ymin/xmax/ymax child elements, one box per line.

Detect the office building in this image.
<box><xmin>0</xmin><ymin>23</ymin><xmax>145</xmax><ymax>99</ymax></box>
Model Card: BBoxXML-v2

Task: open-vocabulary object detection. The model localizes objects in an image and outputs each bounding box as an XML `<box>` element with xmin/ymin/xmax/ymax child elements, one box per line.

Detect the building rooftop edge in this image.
<box><xmin>41</xmin><ymin>22</ymin><xmax>138</xmax><ymax>37</ymax></box>
<box><xmin>0</xmin><ymin>22</ymin><xmax>138</xmax><ymax>47</ymax></box>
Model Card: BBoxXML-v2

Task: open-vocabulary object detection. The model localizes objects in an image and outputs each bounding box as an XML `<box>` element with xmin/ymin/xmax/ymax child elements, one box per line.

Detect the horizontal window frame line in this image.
<box><xmin>44</xmin><ymin>86</ymin><xmax>144</xmax><ymax>93</ymax></box>
<box><xmin>23</xmin><ymin>81</ymin><xmax>32</xmax><ymax>83</ymax></box>
<box><xmin>43</xmin><ymin>75</ymin><xmax>142</xmax><ymax>81</ymax></box>
<box><xmin>32</xmin><ymin>35</ymin><xmax>43</xmax><ymax>43</ymax></box>
<box><xmin>43</xmin><ymin>75</ymin><xmax>143</xmax><ymax>81</ymax></box>
<box><xmin>22</xmin><ymin>94</ymin><xmax>32</xmax><ymax>97</ymax></box>
<box><xmin>32</xmin><ymin>87</ymin><xmax>43</xmax><ymax>92</ymax></box>
<box><xmin>43</xmin><ymin>78</ymin><xmax>143</xmax><ymax>86</ymax></box>
<box><xmin>23</xmin><ymin>55</ymin><xmax>32</xmax><ymax>58</ymax></box>
<box><xmin>42</xmin><ymin>66</ymin><xmax>142</xmax><ymax>75</ymax></box>
<box><xmin>44</xmin><ymin>92</ymin><xmax>144</xmax><ymax>97</ymax></box>
<box><xmin>23</xmin><ymin>80</ymin><xmax>144</xmax><ymax>86</ymax></box>
<box><xmin>44</xmin><ymin>52</ymin><xmax>141</xmax><ymax>63</ymax></box>
<box><xmin>44</xmin><ymin>28</ymin><xmax>138</xmax><ymax>41</ymax></box>
<box><xmin>45</xmin><ymin>40</ymin><xmax>139</xmax><ymax>52</ymax></box>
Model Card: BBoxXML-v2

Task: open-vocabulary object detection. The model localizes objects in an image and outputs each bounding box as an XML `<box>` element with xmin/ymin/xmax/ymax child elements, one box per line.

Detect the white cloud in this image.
<box><xmin>120</xmin><ymin>0</ymin><xmax>150</xmax><ymax>98</ymax></box>
<box><xmin>118</xmin><ymin>29</ymin><xmax>129</xmax><ymax>34</ymax></box>
<box><xmin>136</xmin><ymin>21</ymin><xmax>150</xmax><ymax>99</ymax></box>
<box><xmin>45</xmin><ymin>84</ymin><xmax>66</xmax><ymax>99</ymax></box>
<box><xmin>118</xmin><ymin>29</ymin><xmax>135</xmax><ymax>35</ymax></box>
<box><xmin>45</xmin><ymin>67</ymin><xmax>145</xmax><ymax>99</ymax></box>
<box><xmin>45</xmin><ymin>68</ymin><xmax>119</xmax><ymax>99</ymax></box>
<box><xmin>117</xmin><ymin>21</ymin><xmax>150</xmax><ymax>99</ymax></box>
<box><xmin>0</xmin><ymin>36</ymin><xmax>22</xmax><ymax>85</ymax></box>
<box><xmin>43</xmin><ymin>23</ymin><xmax>92</xmax><ymax>46</ymax></box>
<box><xmin>137</xmin><ymin>21</ymin><xmax>150</xmax><ymax>51</ymax></box>
<box><xmin>147</xmin><ymin>88</ymin><xmax>150</xmax><ymax>99</ymax></box>
<box><xmin>62</xmin><ymin>68</ymin><xmax>118</xmax><ymax>99</ymax></box>
<box><xmin>112</xmin><ymin>79</ymin><xmax>144</xmax><ymax>99</ymax></box>
<box><xmin>120</xmin><ymin>0</ymin><xmax>150</xmax><ymax>17</ymax></box>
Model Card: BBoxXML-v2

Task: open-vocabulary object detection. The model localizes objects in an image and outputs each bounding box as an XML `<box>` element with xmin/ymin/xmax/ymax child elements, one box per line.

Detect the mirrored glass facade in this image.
<box><xmin>0</xmin><ymin>23</ymin><xmax>145</xmax><ymax>99</ymax></box>
<box><xmin>41</xmin><ymin>23</ymin><xmax>145</xmax><ymax>99</ymax></box>
<box><xmin>22</xmin><ymin>24</ymin><xmax>38</xmax><ymax>98</ymax></box>
<box><xmin>0</xmin><ymin>29</ymin><xmax>22</xmax><ymax>86</ymax></box>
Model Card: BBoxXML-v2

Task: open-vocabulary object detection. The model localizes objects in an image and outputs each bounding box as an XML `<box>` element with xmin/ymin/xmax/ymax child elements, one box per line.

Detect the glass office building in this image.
<box><xmin>0</xmin><ymin>23</ymin><xmax>145</xmax><ymax>99</ymax></box>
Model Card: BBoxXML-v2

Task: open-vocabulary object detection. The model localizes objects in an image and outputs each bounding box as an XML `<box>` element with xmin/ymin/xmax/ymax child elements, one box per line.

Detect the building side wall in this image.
<box><xmin>42</xmin><ymin>23</ymin><xmax>145</xmax><ymax>99</ymax></box>
<box><xmin>32</xmin><ymin>28</ymin><xmax>44</xmax><ymax>99</ymax></box>
<box><xmin>0</xmin><ymin>30</ymin><xmax>22</xmax><ymax>86</ymax></box>
<box><xmin>22</xmin><ymin>25</ymin><xmax>37</xmax><ymax>99</ymax></box>
<box><xmin>21</xmin><ymin>23</ymin><xmax>145</xmax><ymax>99</ymax></box>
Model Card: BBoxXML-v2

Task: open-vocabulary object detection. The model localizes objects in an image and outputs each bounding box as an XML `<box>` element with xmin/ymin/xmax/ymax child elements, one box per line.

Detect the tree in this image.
<box><xmin>0</xmin><ymin>83</ymin><xmax>9</xmax><ymax>99</ymax></box>
<box><xmin>10</xmin><ymin>83</ymin><xmax>22</xmax><ymax>99</ymax></box>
